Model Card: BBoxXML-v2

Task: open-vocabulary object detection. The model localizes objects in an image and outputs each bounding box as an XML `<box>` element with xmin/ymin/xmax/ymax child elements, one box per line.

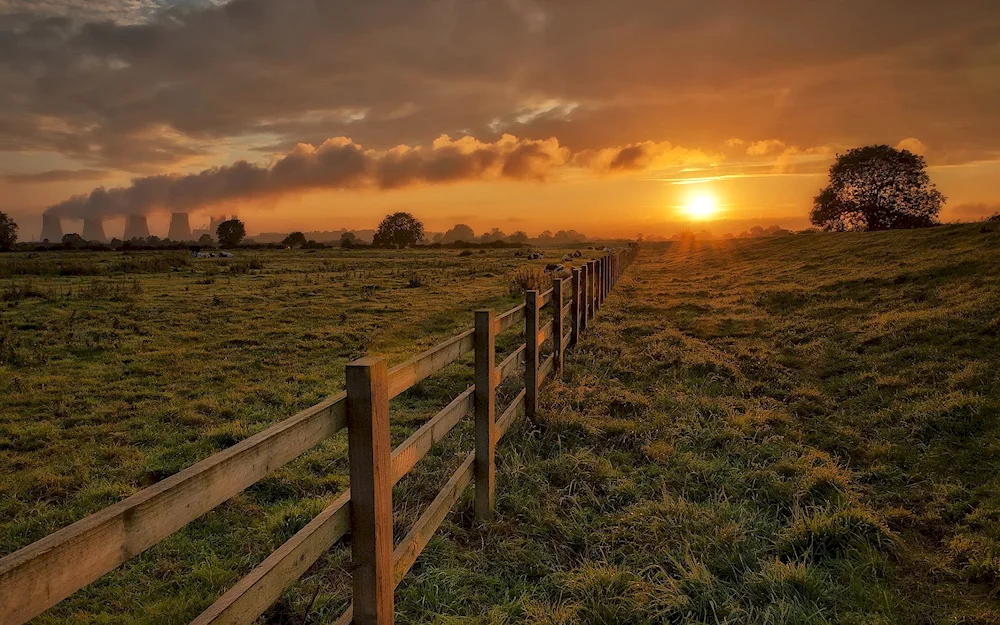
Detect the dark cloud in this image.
<box><xmin>44</xmin><ymin>134</ymin><xmax>575</xmax><ymax>218</ymax></box>
<box><xmin>0</xmin><ymin>0</ymin><xmax>997</xmax><ymax>175</ymax></box>
<box><xmin>2</xmin><ymin>168</ymin><xmax>110</xmax><ymax>183</ymax></box>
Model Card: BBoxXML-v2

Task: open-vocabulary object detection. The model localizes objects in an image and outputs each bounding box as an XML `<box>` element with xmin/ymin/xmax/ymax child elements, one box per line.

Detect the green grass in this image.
<box><xmin>4</xmin><ymin>226</ymin><xmax>1000</xmax><ymax>623</ymax></box>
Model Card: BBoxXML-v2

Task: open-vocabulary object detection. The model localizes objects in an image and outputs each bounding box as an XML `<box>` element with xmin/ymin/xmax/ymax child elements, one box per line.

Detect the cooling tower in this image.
<box><xmin>41</xmin><ymin>214</ymin><xmax>63</xmax><ymax>242</ymax></box>
<box><xmin>167</xmin><ymin>212</ymin><xmax>193</xmax><ymax>241</ymax></box>
<box><xmin>124</xmin><ymin>214</ymin><xmax>150</xmax><ymax>240</ymax></box>
<box><xmin>82</xmin><ymin>218</ymin><xmax>107</xmax><ymax>243</ymax></box>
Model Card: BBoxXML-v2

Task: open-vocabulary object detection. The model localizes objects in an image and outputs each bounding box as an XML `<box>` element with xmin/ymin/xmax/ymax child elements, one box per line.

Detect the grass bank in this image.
<box><xmin>403</xmin><ymin>223</ymin><xmax>1000</xmax><ymax>624</ymax></box>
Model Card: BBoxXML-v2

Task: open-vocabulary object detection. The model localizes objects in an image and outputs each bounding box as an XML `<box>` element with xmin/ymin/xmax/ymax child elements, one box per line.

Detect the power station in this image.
<box><xmin>36</xmin><ymin>211</ymin><xmax>234</xmax><ymax>243</ymax></box>
<box><xmin>41</xmin><ymin>215</ymin><xmax>63</xmax><ymax>242</ymax></box>
<box><xmin>82</xmin><ymin>218</ymin><xmax>107</xmax><ymax>243</ymax></box>
<box><xmin>167</xmin><ymin>213</ymin><xmax>193</xmax><ymax>241</ymax></box>
<box><xmin>123</xmin><ymin>214</ymin><xmax>151</xmax><ymax>240</ymax></box>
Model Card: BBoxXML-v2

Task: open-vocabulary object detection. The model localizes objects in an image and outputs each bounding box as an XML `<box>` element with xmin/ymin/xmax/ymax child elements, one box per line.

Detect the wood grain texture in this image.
<box><xmin>553</xmin><ymin>278</ymin><xmax>565</xmax><ymax>373</ymax></box>
<box><xmin>346</xmin><ymin>357</ymin><xmax>394</xmax><ymax>625</ymax></box>
<box><xmin>0</xmin><ymin>392</ymin><xmax>347</xmax><ymax>625</ymax></box>
<box><xmin>525</xmin><ymin>290</ymin><xmax>539</xmax><ymax>418</ymax></box>
<box><xmin>570</xmin><ymin>268</ymin><xmax>581</xmax><ymax>348</ymax></box>
<box><xmin>474</xmin><ymin>310</ymin><xmax>497</xmax><ymax>520</ymax></box>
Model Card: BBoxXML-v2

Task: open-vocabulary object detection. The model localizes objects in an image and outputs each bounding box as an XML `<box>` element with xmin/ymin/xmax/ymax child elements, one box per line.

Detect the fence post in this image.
<box><xmin>605</xmin><ymin>255</ymin><xmax>610</xmax><ymax>297</ymax></box>
<box><xmin>599</xmin><ymin>256</ymin><xmax>604</xmax><ymax>301</ymax></box>
<box><xmin>597</xmin><ymin>257</ymin><xmax>604</xmax><ymax>309</ymax></box>
<box><xmin>474</xmin><ymin>310</ymin><xmax>496</xmax><ymax>521</ymax></box>
<box><xmin>553</xmin><ymin>278</ymin><xmax>565</xmax><ymax>373</ymax></box>
<box><xmin>588</xmin><ymin>260</ymin><xmax>597</xmax><ymax>318</ymax></box>
<box><xmin>346</xmin><ymin>357</ymin><xmax>394</xmax><ymax>625</ymax></box>
<box><xmin>525</xmin><ymin>290</ymin><xmax>539</xmax><ymax>417</ymax></box>
<box><xmin>591</xmin><ymin>259</ymin><xmax>601</xmax><ymax>317</ymax></box>
<box><xmin>579</xmin><ymin>264</ymin><xmax>589</xmax><ymax>333</ymax></box>
<box><xmin>570</xmin><ymin>268</ymin><xmax>581</xmax><ymax>347</ymax></box>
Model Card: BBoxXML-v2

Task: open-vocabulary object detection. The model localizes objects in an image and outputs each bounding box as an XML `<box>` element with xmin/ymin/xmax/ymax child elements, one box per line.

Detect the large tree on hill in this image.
<box><xmin>373</xmin><ymin>212</ymin><xmax>424</xmax><ymax>248</ymax></box>
<box><xmin>216</xmin><ymin>219</ymin><xmax>246</xmax><ymax>247</ymax></box>
<box><xmin>811</xmin><ymin>145</ymin><xmax>945</xmax><ymax>232</ymax></box>
<box><xmin>0</xmin><ymin>211</ymin><xmax>17</xmax><ymax>251</ymax></box>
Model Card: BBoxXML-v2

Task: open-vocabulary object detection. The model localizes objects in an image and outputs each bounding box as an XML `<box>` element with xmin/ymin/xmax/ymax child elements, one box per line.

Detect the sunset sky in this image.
<box><xmin>1</xmin><ymin>0</ymin><xmax>999</xmax><ymax>240</ymax></box>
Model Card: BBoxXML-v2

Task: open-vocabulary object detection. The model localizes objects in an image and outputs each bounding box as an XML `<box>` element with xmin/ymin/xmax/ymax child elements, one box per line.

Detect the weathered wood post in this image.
<box><xmin>474</xmin><ymin>310</ymin><xmax>496</xmax><ymax>520</ymax></box>
<box><xmin>570</xmin><ymin>268</ymin><xmax>581</xmax><ymax>347</ymax></box>
<box><xmin>603</xmin><ymin>255</ymin><xmax>608</xmax><ymax>297</ymax></box>
<box><xmin>579</xmin><ymin>264</ymin><xmax>589</xmax><ymax>333</ymax></box>
<box><xmin>591</xmin><ymin>259</ymin><xmax>601</xmax><ymax>317</ymax></box>
<box><xmin>605</xmin><ymin>254</ymin><xmax>611</xmax><ymax>297</ymax></box>
<box><xmin>588</xmin><ymin>260</ymin><xmax>597</xmax><ymax>318</ymax></box>
<box><xmin>553</xmin><ymin>278</ymin><xmax>565</xmax><ymax>373</ymax></box>
<box><xmin>525</xmin><ymin>290</ymin><xmax>539</xmax><ymax>417</ymax></box>
<box><xmin>597</xmin><ymin>257</ymin><xmax>604</xmax><ymax>309</ymax></box>
<box><xmin>346</xmin><ymin>357</ymin><xmax>394</xmax><ymax>625</ymax></box>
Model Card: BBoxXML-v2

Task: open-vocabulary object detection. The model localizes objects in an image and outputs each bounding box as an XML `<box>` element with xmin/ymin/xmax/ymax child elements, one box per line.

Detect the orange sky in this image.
<box><xmin>2</xmin><ymin>0</ymin><xmax>999</xmax><ymax>240</ymax></box>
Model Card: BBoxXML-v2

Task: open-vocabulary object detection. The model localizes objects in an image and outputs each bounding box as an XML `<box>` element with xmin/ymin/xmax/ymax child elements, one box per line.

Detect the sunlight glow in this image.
<box><xmin>681</xmin><ymin>192</ymin><xmax>721</xmax><ymax>220</ymax></box>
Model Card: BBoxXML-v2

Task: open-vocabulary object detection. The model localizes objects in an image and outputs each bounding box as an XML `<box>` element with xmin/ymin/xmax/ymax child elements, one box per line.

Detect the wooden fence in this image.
<box><xmin>0</xmin><ymin>244</ymin><xmax>638</xmax><ymax>625</ymax></box>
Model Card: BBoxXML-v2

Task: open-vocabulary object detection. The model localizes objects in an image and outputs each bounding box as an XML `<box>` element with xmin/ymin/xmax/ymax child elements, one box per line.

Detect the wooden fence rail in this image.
<box><xmin>0</xmin><ymin>244</ymin><xmax>639</xmax><ymax>625</ymax></box>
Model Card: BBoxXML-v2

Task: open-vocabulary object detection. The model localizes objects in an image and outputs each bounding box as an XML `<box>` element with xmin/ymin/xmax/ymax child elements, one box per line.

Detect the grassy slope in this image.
<box><xmin>4</xmin><ymin>226</ymin><xmax>1000</xmax><ymax>623</ymax></box>
<box><xmin>400</xmin><ymin>224</ymin><xmax>1000</xmax><ymax>624</ymax></box>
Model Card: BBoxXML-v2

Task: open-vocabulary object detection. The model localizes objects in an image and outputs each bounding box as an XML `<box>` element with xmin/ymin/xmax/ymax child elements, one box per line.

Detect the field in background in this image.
<box><xmin>0</xmin><ymin>246</ymin><xmax>581</xmax><ymax>623</ymax></box>
<box><xmin>4</xmin><ymin>224</ymin><xmax>1000</xmax><ymax>623</ymax></box>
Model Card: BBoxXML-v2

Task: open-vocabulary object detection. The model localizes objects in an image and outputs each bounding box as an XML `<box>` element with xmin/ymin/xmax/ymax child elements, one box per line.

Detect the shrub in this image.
<box><xmin>458</xmin><ymin>249</ymin><xmax>474</xmax><ymax>257</ymax></box>
<box><xmin>507</xmin><ymin>265</ymin><xmax>549</xmax><ymax>295</ymax></box>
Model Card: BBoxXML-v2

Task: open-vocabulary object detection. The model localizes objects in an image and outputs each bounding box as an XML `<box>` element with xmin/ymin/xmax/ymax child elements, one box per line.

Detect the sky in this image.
<box><xmin>1</xmin><ymin>0</ymin><xmax>999</xmax><ymax>240</ymax></box>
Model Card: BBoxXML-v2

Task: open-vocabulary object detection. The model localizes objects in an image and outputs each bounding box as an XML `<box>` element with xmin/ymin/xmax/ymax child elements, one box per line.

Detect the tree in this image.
<box><xmin>508</xmin><ymin>230</ymin><xmax>529</xmax><ymax>243</ymax></box>
<box><xmin>282</xmin><ymin>231</ymin><xmax>307</xmax><ymax>247</ymax></box>
<box><xmin>372</xmin><ymin>212</ymin><xmax>424</xmax><ymax>248</ymax></box>
<box><xmin>0</xmin><ymin>212</ymin><xmax>17</xmax><ymax>251</ymax></box>
<box><xmin>811</xmin><ymin>145</ymin><xmax>945</xmax><ymax>231</ymax></box>
<box><xmin>340</xmin><ymin>232</ymin><xmax>357</xmax><ymax>247</ymax></box>
<box><xmin>62</xmin><ymin>233</ymin><xmax>85</xmax><ymax>247</ymax></box>
<box><xmin>216</xmin><ymin>219</ymin><xmax>246</xmax><ymax>247</ymax></box>
<box><xmin>480</xmin><ymin>227</ymin><xmax>506</xmax><ymax>243</ymax></box>
<box><xmin>198</xmin><ymin>233</ymin><xmax>215</xmax><ymax>246</ymax></box>
<box><xmin>441</xmin><ymin>223</ymin><xmax>475</xmax><ymax>244</ymax></box>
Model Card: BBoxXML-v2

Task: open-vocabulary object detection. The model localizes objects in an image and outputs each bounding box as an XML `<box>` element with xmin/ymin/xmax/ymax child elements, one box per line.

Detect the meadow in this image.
<box><xmin>3</xmin><ymin>224</ymin><xmax>1000</xmax><ymax>624</ymax></box>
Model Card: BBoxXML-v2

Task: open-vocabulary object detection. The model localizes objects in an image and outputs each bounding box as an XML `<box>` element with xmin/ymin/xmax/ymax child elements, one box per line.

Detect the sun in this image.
<box><xmin>682</xmin><ymin>192</ymin><xmax>721</xmax><ymax>220</ymax></box>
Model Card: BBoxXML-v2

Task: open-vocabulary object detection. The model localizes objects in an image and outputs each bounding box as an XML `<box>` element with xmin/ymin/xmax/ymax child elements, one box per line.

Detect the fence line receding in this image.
<box><xmin>0</xmin><ymin>244</ymin><xmax>639</xmax><ymax>625</ymax></box>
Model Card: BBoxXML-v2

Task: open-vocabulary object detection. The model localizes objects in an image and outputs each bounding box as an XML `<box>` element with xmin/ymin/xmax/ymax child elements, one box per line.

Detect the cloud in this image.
<box><xmin>2</xmin><ymin>168</ymin><xmax>110</xmax><ymax>183</ymax></box>
<box><xmin>746</xmin><ymin>140</ymin><xmax>786</xmax><ymax>156</ymax></box>
<box><xmin>0</xmin><ymin>0</ymin><xmax>998</xmax><ymax>175</ymax></box>
<box><xmin>896</xmin><ymin>137</ymin><xmax>928</xmax><ymax>156</ymax></box>
<box><xmin>44</xmin><ymin>134</ymin><xmax>588</xmax><ymax>219</ymax></box>
<box><xmin>575</xmin><ymin>141</ymin><xmax>721</xmax><ymax>173</ymax></box>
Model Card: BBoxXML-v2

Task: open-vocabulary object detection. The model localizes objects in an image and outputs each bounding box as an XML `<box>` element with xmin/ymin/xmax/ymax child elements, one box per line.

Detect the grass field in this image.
<box><xmin>3</xmin><ymin>225</ymin><xmax>1000</xmax><ymax>623</ymax></box>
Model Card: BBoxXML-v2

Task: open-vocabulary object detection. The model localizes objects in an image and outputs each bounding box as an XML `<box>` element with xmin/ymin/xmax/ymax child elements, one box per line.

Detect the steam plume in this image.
<box><xmin>44</xmin><ymin>135</ymin><xmax>571</xmax><ymax>220</ymax></box>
